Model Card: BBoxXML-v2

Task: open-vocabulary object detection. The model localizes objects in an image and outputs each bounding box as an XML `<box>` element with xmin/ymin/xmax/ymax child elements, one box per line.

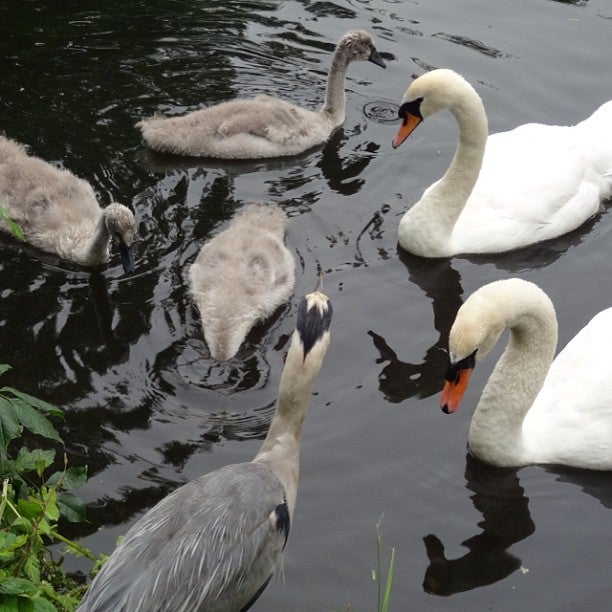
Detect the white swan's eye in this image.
<box><xmin>398</xmin><ymin>97</ymin><xmax>424</xmax><ymax>121</ymax></box>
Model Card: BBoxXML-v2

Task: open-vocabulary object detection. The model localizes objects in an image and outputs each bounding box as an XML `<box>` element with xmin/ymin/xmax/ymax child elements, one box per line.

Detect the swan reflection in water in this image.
<box><xmin>423</xmin><ymin>454</ymin><xmax>535</xmax><ymax>596</ymax></box>
<box><xmin>369</xmin><ymin>253</ymin><xmax>463</xmax><ymax>402</ymax></box>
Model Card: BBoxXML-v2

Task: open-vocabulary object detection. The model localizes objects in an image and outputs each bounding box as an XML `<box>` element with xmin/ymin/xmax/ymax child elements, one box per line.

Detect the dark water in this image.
<box><xmin>1</xmin><ymin>0</ymin><xmax>612</xmax><ymax>610</ymax></box>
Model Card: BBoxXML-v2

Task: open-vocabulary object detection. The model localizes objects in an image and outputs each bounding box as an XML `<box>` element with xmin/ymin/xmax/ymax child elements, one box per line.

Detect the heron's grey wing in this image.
<box><xmin>77</xmin><ymin>462</ymin><xmax>289</xmax><ymax>612</ymax></box>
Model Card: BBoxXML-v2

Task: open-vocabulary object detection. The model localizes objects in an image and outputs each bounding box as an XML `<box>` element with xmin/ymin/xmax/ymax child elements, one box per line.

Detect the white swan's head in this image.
<box><xmin>392</xmin><ymin>69</ymin><xmax>480</xmax><ymax>148</ymax></box>
<box><xmin>336</xmin><ymin>30</ymin><xmax>386</xmax><ymax>68</ymax></box>
<box><xmin>440</xmin><ymin>279</ymin><xmax>556</xmax><ymax>414</ymax></box>
<box><xmin>103</xmin><ymin>203</ymin><xmax>136</xmax><ymax>274</ymax></box>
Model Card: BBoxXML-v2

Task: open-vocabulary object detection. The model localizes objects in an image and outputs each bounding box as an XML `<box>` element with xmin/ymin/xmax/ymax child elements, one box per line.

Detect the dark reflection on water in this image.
<box><xmin>423</xmin><ymin>454</ymin><xmax>535</xmax><ymax>596</ymax></box>
<box><xmin>546</xmin><ymin>466</ymin><xmax>612</xmax><ymax>510</ymax></box>
<box><xmin>369</xmin><ymin>251</ymin><xmax>463</xmax><ymax>401</ymax></box>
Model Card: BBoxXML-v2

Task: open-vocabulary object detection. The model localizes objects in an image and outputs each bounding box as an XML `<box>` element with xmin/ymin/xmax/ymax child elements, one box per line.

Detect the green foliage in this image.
<box><xmin>373</xmin><ymin>519</ymin><xmax>396</xmax><ymax>612</ymax></box>
<box><xmin>0</xmin><ymin>365</ymin><xmax>101</xmax><ymax>611</ymax></box>
<box><xmin>0</xmin><ymin>207</ymin><xmax>25</xmax><ymax>241</ymax></box>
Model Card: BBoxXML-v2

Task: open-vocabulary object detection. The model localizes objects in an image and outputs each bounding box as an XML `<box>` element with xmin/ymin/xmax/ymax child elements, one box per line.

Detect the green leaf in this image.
<box><xmin>16</xmin><ymin>498</ymin><xmax>44</xmax><ymax>521</ymax></box>
<box><xmin>43</xmin><ymin>489</ymin><xmax>59</xmax><ymax>522</ymax></box>
<box><xmin>5</xmin><ymin>400</ymin><xmax>62</xmax><ymax>445</ymax></box>
<box><xmin>0</xmin><ymin>397</ymin><xmax>22</xmax><ymax>451</ymax></box>
<box><xmin>0</xmin><ymin>594</ymin><xmax>20</xmax><ymax>612</ymax></box>
<box><xmin>30</xmin><ymin>597</ymin><xmax>58</xmax><ymax>612</ymax></box>
<box><xmin>14</xmin><ymin>450</ymin><xmax>55</xmax><ymax>474</ymax></box>
<box><xmin>57</xmin><ymin>491</ymin><xmax>85</xmax><ymax>523</ymax></box>
<box><xmin>22</xmin><ymin>555</ymin><xmax>40</xmax><ymax>585</ymax></box>
<box><xmin>46</xmin><ymin>466</ymin><xmax>87</xmax><ymax>491</ymax></box>
<box><xmin>9</xmin><ymin>517</ymin><xmax>34</xmax><ymax>535</ymax></box>
<box><xmin>0</xmin><ymin>208</ymin><xmax>25</xmax><ymax>242</ymax></box>
<box><xmin>0</xmin><ymin>389</ymin><xmax>62</xmax><ymax>418</ymax></box>
<box><xmin>0</xmin><ymin>365</ymin><xmax>11</xmax><ymax>377</ymax></box>
<box><xmin>0</xmin><ymin>576</ymin><xmax>37</xmax><ymax>595</ymax></box>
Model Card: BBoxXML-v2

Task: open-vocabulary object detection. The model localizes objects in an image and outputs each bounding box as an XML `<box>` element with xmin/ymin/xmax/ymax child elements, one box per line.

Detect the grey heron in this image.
<box><xmin>77</xmin><ymin>276</ymin><xmax>333</xmax><ymax>611</ymax></box>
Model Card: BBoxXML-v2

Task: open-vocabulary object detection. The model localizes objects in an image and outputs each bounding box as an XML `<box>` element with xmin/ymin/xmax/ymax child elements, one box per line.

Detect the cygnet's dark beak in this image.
<box><xmin>368</xmin><ymin>47</ymin><xmax>386</xmax><ymax>69</ymax></box>
<box><xmin>119</xmin><ymin>242</ymin><xmax>135</xmax><ymax>275</ymax></box>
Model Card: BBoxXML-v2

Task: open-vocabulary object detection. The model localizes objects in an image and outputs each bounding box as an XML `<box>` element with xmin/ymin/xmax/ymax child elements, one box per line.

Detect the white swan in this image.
<box><xmin>77</xmin><ymin>279</ymin><xmax>333</xmax><ymax>612</ymax></box>
<box><xmin>189</xmin><ymin>203</ymin><xmax>295</xmax><ymax>361</ymax></box>
<box><xmin>440</xmin><ymin>278</ymin><xmax>612</xmax><ymax>470</ymax></box>
<box><xmin>137</xmin><ymin>30</ymin><xmax>386</xmax><ymax>159</ymax></box>
<box><xmin>392</xmin><ymin>69</ymin><xmax>612</xmax><ymax>257</ymax></box>
<box><xmin>0</xmin><ymin>135</ymin><xmax>135</xmax><ymax>273</ymax></box>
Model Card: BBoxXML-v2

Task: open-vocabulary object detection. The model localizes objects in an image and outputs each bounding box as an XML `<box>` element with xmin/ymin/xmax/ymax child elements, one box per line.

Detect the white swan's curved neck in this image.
<box><xmin>469</xmin><ymin>295</ymin><xmax>557</xmax><ymax>466</ymax></box>
<box><xmin>320</xmin><ymin>50</ymin><xmax>349</xmax><ymax>125</ymax></box>
<box><xmin>399</xmin><ymin>92</ymin><xmax>488</xmax><ymax>257</ymax></box>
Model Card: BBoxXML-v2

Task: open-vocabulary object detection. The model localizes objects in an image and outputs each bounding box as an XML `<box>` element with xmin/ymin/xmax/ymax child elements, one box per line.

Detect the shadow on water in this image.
<box><xmin>423</xmin><ymin>454</ymin><xmax>535</xmax><ymax>596</ymax></box>
<box><xmin>545</xmin><ymin>466</ymin><xmax>612</xmax><ymax>510</ymax></box>
<box><xmin>464</xmin><ymin>213</ymin><xmax>603</xmax><ymax>272</ymax></box>
<box><xmin>368</xmin><ymin>249</ymin><xmax>463</xmax><ymax>402</ymax></box>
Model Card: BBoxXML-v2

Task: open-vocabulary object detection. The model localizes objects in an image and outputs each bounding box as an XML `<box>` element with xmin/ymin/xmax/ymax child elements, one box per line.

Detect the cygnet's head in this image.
<box><xmin>336</xmin><ymin>30</ymin><xmax>386</xmax><ymax>68</ymax></box>
<box><xmin>392</xmin><ymin>69</ymin><xmax>479</xmax><ymax>148</ymax></box>
<box><xmin>104</xmin><ymin>202</ymin><xmax>136</xmax><ymax>274</ymax></box>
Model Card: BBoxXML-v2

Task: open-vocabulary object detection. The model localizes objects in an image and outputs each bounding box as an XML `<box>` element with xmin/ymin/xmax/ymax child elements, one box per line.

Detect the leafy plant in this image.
<box><xmin>0</xmin><ymin>207</ymin><xmax>24</xmax><ymax>241</ymax></box>
<box><xmin>373</xmin><ymin>518</ymin><xmax>396</xmax><ymax>612</ymax></box>
<box><xmin>0</xmin><ymin>364</ymin><xmax>100</xmax><ymax>611</ymax></box>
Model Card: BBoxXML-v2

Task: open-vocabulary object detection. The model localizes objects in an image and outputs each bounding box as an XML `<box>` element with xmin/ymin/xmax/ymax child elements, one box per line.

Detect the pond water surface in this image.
<box><xmin>1</xmin><ymin>1</ymin><xmax>611</xmax><ymax>610</ymax></box>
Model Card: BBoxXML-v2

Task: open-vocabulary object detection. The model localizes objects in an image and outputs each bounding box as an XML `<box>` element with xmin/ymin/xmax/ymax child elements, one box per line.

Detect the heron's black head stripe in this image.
<box><xmin>445</xmin><ymin>350</ymin><xmax>477</xmax><ymax>383</ymax></box>
<box><xmin>398</xmin><ymin>97</ymin><xmax>424</xmax><ymax>121</ymax></box>
<box><xmin>297</xmin><ymin>296</ymin><xmax>333</xmax><ymax>358</ymax></box>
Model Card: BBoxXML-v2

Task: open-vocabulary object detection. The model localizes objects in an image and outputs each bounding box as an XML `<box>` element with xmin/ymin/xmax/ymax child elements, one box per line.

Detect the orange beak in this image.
<box><xmin>392</xmin><ymin>112</ymin><xmax>422</xmax><ymax>149</ymax></box>
<box><xmin>440</xmin><ymin>366</ymin><xmax>473</xmax><ymax>414</ymax></box>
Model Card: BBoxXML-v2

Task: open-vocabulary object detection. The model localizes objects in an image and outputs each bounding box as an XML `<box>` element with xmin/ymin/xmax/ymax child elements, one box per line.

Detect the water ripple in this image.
<box><xmin>363</xmin><ymin>100</ymin><xmax>400</xmax><ymax>124</ymax></box>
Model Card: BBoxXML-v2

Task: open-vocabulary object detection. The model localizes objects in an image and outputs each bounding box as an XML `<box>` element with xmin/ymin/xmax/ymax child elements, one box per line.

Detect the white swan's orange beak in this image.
<box><xmin>392</xmin><ymin>112</ymin><xmax>422</xmax><ymax>148</ymax></box>
<box><xmin>440</xmin><ymin>366</ymin><xmax>473</xmax><ymax>414</ymax></box>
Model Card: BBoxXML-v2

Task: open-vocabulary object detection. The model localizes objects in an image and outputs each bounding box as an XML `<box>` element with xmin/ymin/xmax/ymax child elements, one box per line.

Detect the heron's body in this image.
<box><xmin>77</xmin><ymin>281</ymin><xmax>333</xmax><ymax>611</ymax></box>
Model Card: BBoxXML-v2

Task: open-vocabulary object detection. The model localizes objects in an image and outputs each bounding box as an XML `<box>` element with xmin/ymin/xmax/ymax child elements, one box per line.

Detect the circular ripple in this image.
<box><xmin>363</xmin><ymin>100</ymin><xmax>400</xmax><ymax>124</ymax></box>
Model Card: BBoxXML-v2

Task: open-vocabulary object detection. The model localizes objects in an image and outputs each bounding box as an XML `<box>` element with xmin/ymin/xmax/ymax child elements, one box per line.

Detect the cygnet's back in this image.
<box><xmin>189</xmin><ymin>203</ymin><xmax>295</xmax><ymax>361</ymax></box>
<box><xmin>0</xmin><ymin>136</ymin><xmax>135</xmax><ymax>272</ymax></box>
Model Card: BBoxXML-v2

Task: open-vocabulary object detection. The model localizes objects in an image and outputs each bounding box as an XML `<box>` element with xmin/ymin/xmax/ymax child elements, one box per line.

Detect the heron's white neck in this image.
<box><xmin>398</xmin><ymin>86</ymin><xmax>488</xmax><ymax>257</ymax></box>
<box><xmin>319</xmin><ymin>50</ymin><xmax>350</xmax><ymax>126</ymax></box>
<box><xmin>468</xmin><ymin>285</ymin><xmax>558</xmax><ymax>466</ymax></box>
<box><xmin>254</xmin><ymin>332</ymin><xmax>328</xmax><ymax>516</ymax></box>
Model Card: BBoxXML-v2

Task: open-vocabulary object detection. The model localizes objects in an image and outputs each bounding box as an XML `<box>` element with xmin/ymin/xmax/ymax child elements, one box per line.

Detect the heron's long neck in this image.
<box><xmin>254</xmin><ymin>341</ymin><xmax>322</xmax><ymax>515</ymax></box>
<box><xmin>319</xmin><ymin>50</ymin><xmax>349</xmax><ymax>126</ymax></box>
<box><xmin>399</xmin><ymin>93</ymin><xmax>488</xmax><ymax>257</ymax></box>
<box><xmin>469</xmin><ymin>298</ymin><xmax>557</xmax><ymax>466</ymax></box>
<box><xmin>80</xmin><ymin>212</ymin><xmax>110</xmax><ymax>266</ymax></box>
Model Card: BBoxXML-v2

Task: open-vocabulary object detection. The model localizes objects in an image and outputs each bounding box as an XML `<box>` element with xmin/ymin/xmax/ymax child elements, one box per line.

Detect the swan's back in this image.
<box><xmin>451</xmin><ymin>103</ymin><xmax>612</xmax><ymax>254</ymax></box>
<box><xmin>524</xmin><ymin>307</ymin><xmax>612</xmax><ymax>470</ymax></box>
<box><xmin>189</xmin><ymin>203</ymin><xmax>295</xmax><ymax>360</ymax></box>
<box><xmin>138</xmin><ymin>96</ymin><xmax>326</xmax><ymax>159</ymax></box>
<box><xmin>0</xmin><ymin>136</ymin><xmax>101</xmax><ymax>256</ymax></box>
<box><xmin>0</xmin><ymin>136</ymin><xmax>101</xmax><ymax>224</ymax></box>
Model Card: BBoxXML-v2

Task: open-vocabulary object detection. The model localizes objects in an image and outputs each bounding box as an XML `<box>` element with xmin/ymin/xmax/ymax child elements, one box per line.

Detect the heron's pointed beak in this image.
<box><xmin>440</xmin><ymin>364</ymin><xmax>473</xmax><ymax>414</ymax></box>
<box><xmin>119</xmin><ymin>242</ymin><xmax>135</xmax><ymax>275</ymax></box>
<box><xmin>368</xmin><ymin>48</ymin><xmax>386</xmax><ymax>69</ymax></box>
<box><xmin>392</xmin><ymin>112</ymin><xmax>422</xmax><ymax>148</ymax></box>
